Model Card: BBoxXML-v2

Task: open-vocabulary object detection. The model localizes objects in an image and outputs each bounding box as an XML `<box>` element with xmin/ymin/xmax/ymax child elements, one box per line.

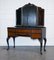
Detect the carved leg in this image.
<box><xmin>13</xmin><ymin>37</ymin><xmax>15</xmax><ymax>48</ymax></box>
<box><xmin>6</xmin><ymin>37</ymin><xmax>10</xmax><ymax>50</ymax></box>
<box><xmin>44</xmin><ymin>38</ymin><xmax>47</xmax><ymax>51</ymax></box>
<box><xmin>39</xmin><ymin>38</ymin><xmax>43</xmax><ymax>55</ymax></box>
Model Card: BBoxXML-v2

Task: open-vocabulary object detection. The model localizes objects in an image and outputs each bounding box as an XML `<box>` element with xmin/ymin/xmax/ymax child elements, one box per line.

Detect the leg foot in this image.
<box><xmin>7</xmin><ymin>47</ymin><xmax>9</xmax><ymax>50</ymax></box>
<box><xmin>44</xmin><ymin>49</ymin><xmax>46</xmax><ymax>52</ymax></box>
<box><xmin>40</xmin><ymin>52</ymin><xmax>42</xmax><ymax>55</ymax></box>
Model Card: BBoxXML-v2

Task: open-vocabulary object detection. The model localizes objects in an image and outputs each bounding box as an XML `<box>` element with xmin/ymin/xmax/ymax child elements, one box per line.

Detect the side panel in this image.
<box><xmin>16</xmin><ymin>8</ymin><xmax>21</xmax><ymax>26</ymax></box>
<box><xmin>38</xmin><ymin>7</ymin><xmax>44</xmax><ymax>26</ymax></box>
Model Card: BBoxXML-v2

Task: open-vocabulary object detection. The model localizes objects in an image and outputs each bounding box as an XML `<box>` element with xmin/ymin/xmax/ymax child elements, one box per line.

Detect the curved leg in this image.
<box><xmin>13</xmin><ymin>37</ymin><xmax>15</xmax><ymax>48</ymax></box>
<box><xmin>39</xmin><ymin>38</ymin><xmax>43</xmax><ymax>55</ymax></box>
<box><xmin>44</xmin><ymin>38</ymin><xmax>47</xmax><ymax>51</ymax></box>
<box><xmin>6</xmin><ymin>37</ymin><xmax>10</xmax><ymax>50</ymax></box>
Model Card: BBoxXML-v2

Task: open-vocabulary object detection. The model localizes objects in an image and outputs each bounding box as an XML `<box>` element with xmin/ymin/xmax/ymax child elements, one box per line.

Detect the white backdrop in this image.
<box><xmin>0</xmin><ymin>0</ymin><xmax>54</xmax><ymax>46</ymax></box>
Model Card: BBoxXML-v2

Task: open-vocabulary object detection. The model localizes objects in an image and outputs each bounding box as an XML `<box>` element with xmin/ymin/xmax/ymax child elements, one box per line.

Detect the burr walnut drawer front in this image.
<box><xmin>16</xmin><ymin>29</ymin><xmax>32</xmax><ymax>33</ymax></box>
<box><xmin>8</xmin><ymin>28</ymin><xmax>15</xmax><ymax>37</ymax></box>
<box><xmin>8</xmin><ymin>32</ymin><xmax>15</xmax><ymax>37</ymax></box>
<box><xmin>8</xmin><ymin>28</ymin><xmax>15</xmax><ymax>32</ymax></box>
<box><xmin>31</xmin><ymin>33</ymin><xmax>41</xmax><ymax>39</ymax></box>
<box><xmin>32</xmin><ymin>29</ymin><xmax>41</xmax><ymax>33</ymax></box>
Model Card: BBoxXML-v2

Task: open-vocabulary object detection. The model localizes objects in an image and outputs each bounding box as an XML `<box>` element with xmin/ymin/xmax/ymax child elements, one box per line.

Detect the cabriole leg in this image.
<box><xmin>13</xmin><ymin>37</ymin><xmax>15</xmax><ymax>48</ymax></box>
<box><xmin>39</xmin><ymin>38</ymin><xmax>43</xmax><ymax>55</ymax></box>
<box><xmin>44</xmin><ymin>38</ymin><xmax>47</xmax><ymax>51</ymax></box>
<box><xmin>6</xmin><ymin>37</ymin><xmax>10</xmax><ymax>50</ymax></box>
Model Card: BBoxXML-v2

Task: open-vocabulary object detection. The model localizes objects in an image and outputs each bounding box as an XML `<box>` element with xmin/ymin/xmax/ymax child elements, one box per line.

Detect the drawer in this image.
<box><xmin>8</xmin><ymin>32</ymin><xmax>15</xmax><ymax>37</ymax></box>
<box><xmin>8</xmin><ymin>28</ymin><xmax>15</xmax><ymax>32</ymax></box>
<box><xmin>16</xmin><ymin>29</ymin><xmax>32</xmax><ymax>33</ymax></box>
<box><xmin>32</xmin><ymin>29</ymin><xmax>41</xmax><ymax>33</ymax></box>
<box><xmin>31</xmin><ymin>33</ymin><xmax>41</xmax><ymax>39</ymax></box>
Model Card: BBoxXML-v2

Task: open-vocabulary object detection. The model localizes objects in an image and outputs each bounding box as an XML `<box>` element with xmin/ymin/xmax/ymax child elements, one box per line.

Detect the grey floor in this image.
<box><xmin>0</xmin><ymin>46</ymin><xmax>54</xmax><ymax>60</ymax></box>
